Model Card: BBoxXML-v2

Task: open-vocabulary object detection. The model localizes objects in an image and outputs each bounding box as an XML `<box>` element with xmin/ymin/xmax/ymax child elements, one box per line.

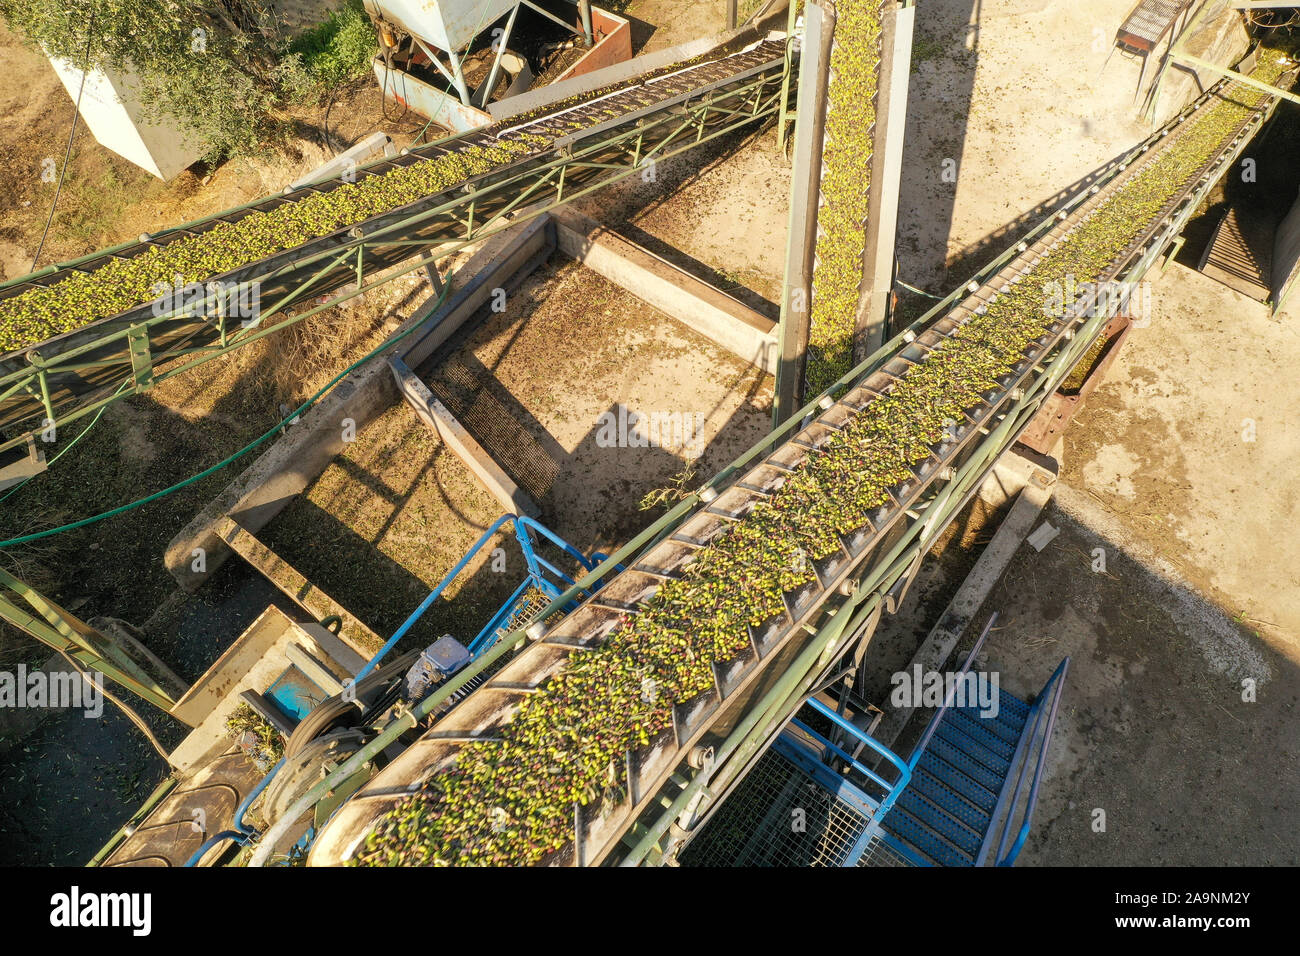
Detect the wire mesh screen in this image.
<box><xmin>681</xmin><ymin>747</ymin><xmax>886</xmax><ymax>867</ymax></box>
<box><xmin>854</xmin><ymin>831</ymin><xmax>914</xmax><ymax>867</ymax></box>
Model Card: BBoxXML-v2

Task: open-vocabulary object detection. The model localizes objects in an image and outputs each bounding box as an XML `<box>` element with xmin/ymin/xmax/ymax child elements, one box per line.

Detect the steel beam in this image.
<box><xmin>1170</xmin><ymin>51</ymin><xmax>1300</xmax><ymax>105</ymax></box>
<box><xmin>856</xmin><ymin>2</ymin><xmax>915</xmax><ymax>359</ymax></box>
<box><xmin>0</xmin><ymin>568</ymin><xmax>184</xmax><ymax>716</ymax></box>
<box><xmin>773</xmin><ymin>0</ymin><xmax>833</xmax><ymax>427</ymax></box>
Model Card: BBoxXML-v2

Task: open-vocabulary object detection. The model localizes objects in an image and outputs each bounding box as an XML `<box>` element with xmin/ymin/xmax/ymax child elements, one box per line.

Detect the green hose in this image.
<box><xmin>0</xmin><ymin>281</ymin><xmax>450</xmax><ymax>549</ymax></box>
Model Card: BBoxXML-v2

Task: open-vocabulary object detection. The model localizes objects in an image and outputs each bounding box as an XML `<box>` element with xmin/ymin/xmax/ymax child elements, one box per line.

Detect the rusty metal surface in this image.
<box><xmin>1019</xmin><ymin>316</ymin><xmax>1133</xmax><ymax>456</ymax></box>
<box><xmin>1117</xmin><ymin>0</ymin><xmax>1191</xmax><ymax>53</ymax></box>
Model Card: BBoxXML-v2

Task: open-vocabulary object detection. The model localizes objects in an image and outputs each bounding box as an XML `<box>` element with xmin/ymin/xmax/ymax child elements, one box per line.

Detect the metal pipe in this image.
<box><xmin>774</xmin><ymin>0</ymin><xmax>835</xmax><ymax>426</ymax></box>
<box><xmin>355</xmin><ymin>514</ymin><xmax>518</xmax><ymax>680</ymax></box>
<box><xmin>997</xmin><ymin>658</ymin><xmax>1071</xmax><ymax>865</ymax></box>
<box><xmin>184</xmin><ymin>830</ymin><xmax>247</xmax><ymax>867</ymax></box>
<box><xmin>478</xmin><ymin>4</ymin><xmax>520</xmax><ymax>107</ymax></box>
<box><xmin>234</xmin><ymin>757</ymin><xmax>286</xmax><ymax>834</ymax></box>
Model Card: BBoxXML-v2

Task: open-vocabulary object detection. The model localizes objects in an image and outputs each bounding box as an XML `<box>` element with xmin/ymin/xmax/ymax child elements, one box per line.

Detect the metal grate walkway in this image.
<box><xmin>1117</xmin><ymin>0</ymin><xmax>1191</xmax><ymax>53</ymax></box>
<box><xmin>679</xmin><ymin>748</ymin><xmax>911</xmax><ymax>867</ymax></box>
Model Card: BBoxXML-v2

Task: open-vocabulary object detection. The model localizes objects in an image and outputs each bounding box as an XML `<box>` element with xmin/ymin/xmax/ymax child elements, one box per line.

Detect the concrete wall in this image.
<box><xmin>47</xmin><ymin>57</ymin><xmax>202</xmax><ymax>181</ymax></box>
<box><xmin>1272</xmin><ymin>187</ymin><xmax>1300</xmax><ymax>311</ymax></box>
<box><xmin>165</xmin><ymin>214</ymin><xmax>552</xmax><ymax>591</ymax></box>
<box><xmin>1146</xmin><ymin>2</ymin><xmax>1251</xmax><ymax>127</ymax></box>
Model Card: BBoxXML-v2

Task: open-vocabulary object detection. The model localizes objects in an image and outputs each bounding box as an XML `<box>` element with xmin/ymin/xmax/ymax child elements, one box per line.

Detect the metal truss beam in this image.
<box><xmin>0</xmin><ymin>57</ymin><xmax>787</xmax><ymax>458</ymax></box>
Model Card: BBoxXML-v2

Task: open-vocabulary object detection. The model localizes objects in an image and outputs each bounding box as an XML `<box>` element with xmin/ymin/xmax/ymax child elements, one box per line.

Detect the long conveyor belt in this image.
<box><xmin>0</xmin><ymin>39</ymin><xmax>789</xmax><ymax>452</ymax></box>
<box><xmin>295</xmin><ymin>62</ymin><xmax>1294</xmax><ymax>868</ymax></box>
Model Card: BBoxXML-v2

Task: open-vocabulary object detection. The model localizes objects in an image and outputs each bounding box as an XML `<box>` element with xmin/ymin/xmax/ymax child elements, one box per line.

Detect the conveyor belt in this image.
<box><xmin>100</xmin><ymin>749</ymin><xmax>262</xmax><ymax>867</ymax></box>
<box><xmin>0</xmin><ymin>40</ymin><xmax>788</xmax><ymax>451</ymax></box>
<box><xmin>302</xmin><ymin>66</ymin><xmax>1292</xmax><ymax>868</ymax></box>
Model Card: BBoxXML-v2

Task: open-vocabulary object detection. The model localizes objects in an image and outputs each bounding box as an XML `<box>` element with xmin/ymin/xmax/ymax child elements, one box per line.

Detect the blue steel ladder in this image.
<box><xmin>681</xmin><ymin>615</ymin><xmax>1069</xmax><ymax>867</ymax></box>
<box><xmin>873</xmin><ymin>615</ymin><xmax>1070</xmax><ymax>866</ymax></box>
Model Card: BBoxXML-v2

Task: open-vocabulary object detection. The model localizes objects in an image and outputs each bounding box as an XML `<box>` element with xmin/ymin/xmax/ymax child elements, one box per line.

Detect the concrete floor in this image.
<box><xmin>893</xmin><ymin>0</ymin><xmax>1300</xmax><ymax>864</ymax></box>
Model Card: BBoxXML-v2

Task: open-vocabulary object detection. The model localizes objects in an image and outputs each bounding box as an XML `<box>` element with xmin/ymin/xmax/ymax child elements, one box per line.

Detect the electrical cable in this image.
<box><xmin>895</xmin><ymin>278</ymin><xmax>944</xmax><ymax>299</ymax></box>
<box><xmin>32</xmin><ymin>22</ymin><xmax>95</xmax><ymax>273</ymax></box>
<box><xmin>53</xmin><ymin>644</ymin><xmax>172</xmax><ymax>763</ymax></box>
<box><xmin>0</xmin><ymin>278</ymin><xmax>451</xmax><ymax>549</ymax></box>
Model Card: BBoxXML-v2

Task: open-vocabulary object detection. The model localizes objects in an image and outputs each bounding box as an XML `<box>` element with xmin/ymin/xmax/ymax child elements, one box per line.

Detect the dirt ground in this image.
<box><xmin>983</xmin><ymin>508</ymin><xmax>1299</xmax><ymax>865</ymax></box>
<box><xmin>611</xmin><ymin>0</ymin><xmax>731</xmax><ymax>55</ymax></box>
<box><xmin>888</xmin><ymin>0</ymin><xmax>1300</xmax><ymax>865</ymax></box>
<box><xmin>0</xmin><ymin>21</ymin><xmax>428</xmax><ymax>282</ymax></box>
<box><xmin>898</xmin><ymin>0</ymin><xmax>1154</xmax><ymax>291</ymax></box>
<box><xmin>262</xmin><ymin>253</ymin><xmax>773</xmax><ymax>652</ymax></box>
<box><xmin>577</xmin><ymin>125</ymin><xmax>791</xmax><ymax>311</ymax></box>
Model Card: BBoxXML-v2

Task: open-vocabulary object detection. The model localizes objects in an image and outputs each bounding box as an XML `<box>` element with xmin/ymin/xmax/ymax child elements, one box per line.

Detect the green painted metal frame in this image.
<box><xmin>634</xmin><ymin>63</ymin><xmax>1294</xmax><ymax>867</ymax></box>
<box><xmin>249</xmin><ymin>48</ymin><xmax>1292</xmax><ymax>870</ymax></box>
<box><xmin>1146</xmin><ymin>2</ymin><xmax>1299</xmax><ymax>121</ymax></box>
<box><xmin>0</xmin><ymin>55</ymin><xmax>788</xmax><ymax>458</ymax></box>
<box><xmin>0</xmin><ymin>568</ymin><xmax>179</xmax><ymax>714</ymax></box>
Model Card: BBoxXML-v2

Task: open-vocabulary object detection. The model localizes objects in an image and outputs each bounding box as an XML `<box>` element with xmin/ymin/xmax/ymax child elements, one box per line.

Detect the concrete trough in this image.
<box><xmin>552</xmin><ymin>208</ymin><xmax>779</xmax><ymax>375</ymax></box>
<box><xmin>166</xmin><ymin>213</ymin><xmax>554</xmax><ymax>591</ymax></box>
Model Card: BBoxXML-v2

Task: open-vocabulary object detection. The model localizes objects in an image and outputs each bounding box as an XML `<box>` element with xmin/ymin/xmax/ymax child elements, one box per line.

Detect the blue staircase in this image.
<box><xmin>877</xmin><ymin>622</ymin><xmax>1069</xmax><ymax>867</ymax></box>
<box><xmin>678</xmin><ymin>615</ymin><xmax>1068</xmax><ymax>868</ymax></box>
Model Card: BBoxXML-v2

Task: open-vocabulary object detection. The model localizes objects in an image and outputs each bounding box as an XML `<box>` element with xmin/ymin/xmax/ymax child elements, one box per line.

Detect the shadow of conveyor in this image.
<box><xmin>411</xmin><ymin>254</ymin><xmax>773</xmax><ymax>562</ymax></box>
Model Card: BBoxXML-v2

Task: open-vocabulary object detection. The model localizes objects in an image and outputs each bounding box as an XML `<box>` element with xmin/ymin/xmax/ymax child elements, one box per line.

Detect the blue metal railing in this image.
<box><xmin>358</xmin><ymin>514</ymin><xmax>608</xmax><ymax>678</ymax></box>
<box><xmin>794</xmin><ymin>698</ymin><xmax>912</xmax><ymax>811</ymax></box>
<box><xmin>906</xmin><ymin>613</ymin><xmax>1000</xmax><ymax>770</ymax></box>
<box><xmin>986</xmin><ymin>657</ymin><xmax>1070</xmax><ymax>866</ymax></box>
<box><xmin>898</xmin><ymin>610</ymin><xmax>1069</xmax><ymax>866</ymax></box>
<box><xmin>777</xmin><ymin>697</ymin><xmax>912</xmax><ymax>865</ymax></box>
<box><xmin>192</xmin><ymin>516</ymin><xmax>603</xmax><ymax>865</ymax></box>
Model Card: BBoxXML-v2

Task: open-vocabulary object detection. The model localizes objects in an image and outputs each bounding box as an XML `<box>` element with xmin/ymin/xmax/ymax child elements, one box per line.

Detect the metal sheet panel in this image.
<box><xmin>365</xmin><ymin>0</ymin><xmax>519</xmax><ymax>52</ymax></box>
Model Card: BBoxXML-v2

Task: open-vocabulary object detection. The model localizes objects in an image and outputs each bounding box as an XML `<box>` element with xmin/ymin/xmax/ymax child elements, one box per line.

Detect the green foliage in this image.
<box><xmin>1</xmin><ymin>0</ymin><xmax>376</xmax><ymax>162</ymax></box>
<box><xmin>281</xmin><ymin>0</ymin><xmax>376</xmax><ymax>96</ymax></box>
<box><xmin>806</xmin><ymin>1</ymin><xmax>881</xmax><ymax>397</ymax></box>
<box><xmin>353</xmin><ymin>53</ymin><xmax>1289</xmax><ymax>868</ymax></box>
<box><xmin>0</xmin><ymin>0</ymin><xmax>287</xmax><ymax>161</ymax></box>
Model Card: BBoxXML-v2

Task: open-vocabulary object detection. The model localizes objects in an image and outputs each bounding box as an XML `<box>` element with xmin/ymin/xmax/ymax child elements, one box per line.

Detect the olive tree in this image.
<box><xmin>0</xmin><ymin>0</ymin><xmax>296</xmax><ymax>159</ymax></box>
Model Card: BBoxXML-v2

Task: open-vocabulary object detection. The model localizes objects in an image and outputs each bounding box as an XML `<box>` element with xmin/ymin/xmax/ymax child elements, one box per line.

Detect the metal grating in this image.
<box><xmin>427</xmin><ymin>357</ymin><xmax>561</xmax><ymax>504</ymax></box>
<box><xmin>1117</xmin><ymin>0</ymin><xmax>1190</xmax><ymax>52</ymax></box>
<box><xmin>680</xmin><ymin>748</ymin><xmax>877</xmax><ymax>867</ymax></box>
<box><xmin>855</xmin><ymin>833</ymin><xmax>914</xmax><ymax>867</ymax></box>
<box><xmin>1199</xmin><ymin>204</ymin><xmax>1274</xmax><ymax>301</ymax></box>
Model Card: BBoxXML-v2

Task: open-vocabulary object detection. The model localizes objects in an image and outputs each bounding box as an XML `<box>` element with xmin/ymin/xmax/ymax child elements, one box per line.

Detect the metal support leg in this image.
<box><xmin>0</xmin><ymin>569</ymin><xmax>185</xmax><ymax>717</ymax></box>
<box><xmin>478</xmin><ymin>4</ymin><xmax>520</xmax><ymax>107</ymax></box>
<box><xmin>447</xmin><ymin>47</ymin><xmax>473</xmax><ymax>107</ymax></box>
